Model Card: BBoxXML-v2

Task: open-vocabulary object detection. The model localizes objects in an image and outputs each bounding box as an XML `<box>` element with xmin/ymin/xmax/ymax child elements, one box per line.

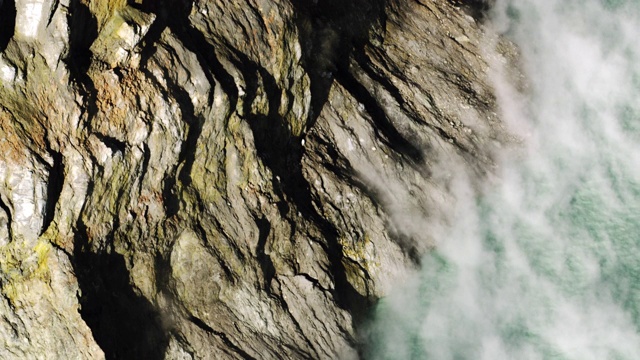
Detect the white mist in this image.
<box><xmin>368</xmin><ymin>1</ymin><xmax>640</xmax><ymax>359</ymax></box>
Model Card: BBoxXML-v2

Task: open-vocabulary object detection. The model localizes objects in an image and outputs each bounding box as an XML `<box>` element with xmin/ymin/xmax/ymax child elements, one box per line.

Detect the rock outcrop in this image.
<box><xmin>0</xmin><ymin>0</ymin><xmax>512</xmax><ymax>358</ymax></box>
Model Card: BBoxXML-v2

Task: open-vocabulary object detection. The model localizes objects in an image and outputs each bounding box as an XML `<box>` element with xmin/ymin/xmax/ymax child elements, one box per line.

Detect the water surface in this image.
<box><xmin>368</xmin><ymin>1</ymin><xmax>640</xmax><ymax>358</ymax></box>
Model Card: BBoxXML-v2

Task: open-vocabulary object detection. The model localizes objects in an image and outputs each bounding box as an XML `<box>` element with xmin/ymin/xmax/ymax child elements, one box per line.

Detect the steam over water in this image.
<box><xmin>368</xmin><ymin>0</ymin><xmax>640</xmax><ymax>358</ymax></box>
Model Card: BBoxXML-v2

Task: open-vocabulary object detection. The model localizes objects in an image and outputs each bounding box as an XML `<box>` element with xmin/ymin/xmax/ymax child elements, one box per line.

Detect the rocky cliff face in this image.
<box><xmin>0</xmin><ymin>0</ymin><xmax>513</xmax><ymax>358</ymax></box>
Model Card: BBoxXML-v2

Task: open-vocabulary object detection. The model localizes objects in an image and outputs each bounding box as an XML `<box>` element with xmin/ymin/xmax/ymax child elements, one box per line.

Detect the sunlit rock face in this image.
<box><xmin>0</xmin><ymin>0</ymin><xmax>512</xmax><ymax>358</ymax></box>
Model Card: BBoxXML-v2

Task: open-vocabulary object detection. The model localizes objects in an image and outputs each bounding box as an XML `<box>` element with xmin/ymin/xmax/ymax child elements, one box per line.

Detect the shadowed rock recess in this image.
<box><xmin>0</xmin><ymin>0</ymin><xmax>513</xmax><ymax>358</ymax></box>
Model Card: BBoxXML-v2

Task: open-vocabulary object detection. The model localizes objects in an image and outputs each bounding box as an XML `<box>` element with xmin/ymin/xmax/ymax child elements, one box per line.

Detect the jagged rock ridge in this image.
<box><xmin>0</xmin><ymin>0</ymin><xmax>512</xmax><ymax>358</ymax></box>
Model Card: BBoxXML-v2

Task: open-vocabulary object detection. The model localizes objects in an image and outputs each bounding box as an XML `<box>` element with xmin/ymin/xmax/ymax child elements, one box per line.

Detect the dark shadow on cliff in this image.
<box><xmin>0</xmin><ymin>0</ymin><xmax>16</xmax><ymax>52</ymax></box>
<box><xmin>292</xmin><ymin>0</ymin><xmax>429</xmax><ymax>170</ymax></box>
<box><xmin>41</xmin><ymin>149</ymin><xmax>64</xmax><ymax>235</ymax></box>
<box><xmin>290</xmin><ymin>0</ymin><xmax>385</xmax><ymax>126</ymax></box>
<box><xmin>335</xmin><ymin>67</ymin><xmax>425</xmax><ymax>165</ymax></box>
<box><xmin>227</xmin><ymin>48</ymin><xmax>376</xmax><ymax>352</ymax></box>
<box><xmin>254</xmin><ymin>216</ymin><xmax>276</xmax><ymax>292</ymax></box>
<box><xmin>66</xmin><ymin>0</ymin><xmax>98</xmax><ymax>81</ymax></box>
<box><xmin>448</xmin><ymin>0</ymin><xmax>495</xmax><ymax>22</ymax></box>
<box><xmin>73</xmin><ymin>221</ymin><xmax>169</xmax><ymax>359</ymax></box>
<box><xmin>134</xmin><ymin>0</ymin><xmax>238</xmax><ymax>217</ymax></box>
<box><xmin>112</xmin><ymin>0</ymin><xmax>434</xmax><ymax>356</ymax></box>
<box><xmin>137</xmin><ymin>0</ymin><xmax>238</xmax><ymax>107</ymax></box>
<box><xmin>66</xmin><ymin>0</ymin><xmax>101</xmax><ymax>160</ymax></box>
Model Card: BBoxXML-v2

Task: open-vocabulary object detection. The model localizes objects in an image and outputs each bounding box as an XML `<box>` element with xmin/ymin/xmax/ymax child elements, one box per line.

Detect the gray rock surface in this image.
<box><xmin>0</xmin><ymin>0</ymin><xmax>515</xmax><ymax>358</ymax></box>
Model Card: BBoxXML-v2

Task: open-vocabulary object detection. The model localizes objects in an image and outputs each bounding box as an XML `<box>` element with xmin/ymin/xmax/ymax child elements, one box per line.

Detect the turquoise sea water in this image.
<box><xmin>368</xmin><ymin>1</ymin><xmax>640</xmax><ymax>358</ymax></box>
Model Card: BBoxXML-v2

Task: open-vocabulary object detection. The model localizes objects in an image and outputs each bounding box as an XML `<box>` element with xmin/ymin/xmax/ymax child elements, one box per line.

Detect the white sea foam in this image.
<box><xmin>368</xmin><ymin>1</ymin><xmax>640</xmax><ymax>358</ymax></box>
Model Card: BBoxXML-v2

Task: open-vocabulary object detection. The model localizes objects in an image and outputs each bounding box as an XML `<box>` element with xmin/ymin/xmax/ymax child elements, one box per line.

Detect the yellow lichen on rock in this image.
<box><xmin>82</xmin><ymin>0</ymin><xmax>128</xmax><ymax>29</ymax></box>
<box><xmin>33</xmin><ymin>239</ymin><xmax>51</xmax><ymax>279</ymax></box>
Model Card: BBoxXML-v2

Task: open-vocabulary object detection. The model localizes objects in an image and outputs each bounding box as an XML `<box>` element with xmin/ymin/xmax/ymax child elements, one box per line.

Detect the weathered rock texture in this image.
<box><xmin>0</xmin><ymin>0</ymin><xmax>511</xmax><ymax>358</ymax></box>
